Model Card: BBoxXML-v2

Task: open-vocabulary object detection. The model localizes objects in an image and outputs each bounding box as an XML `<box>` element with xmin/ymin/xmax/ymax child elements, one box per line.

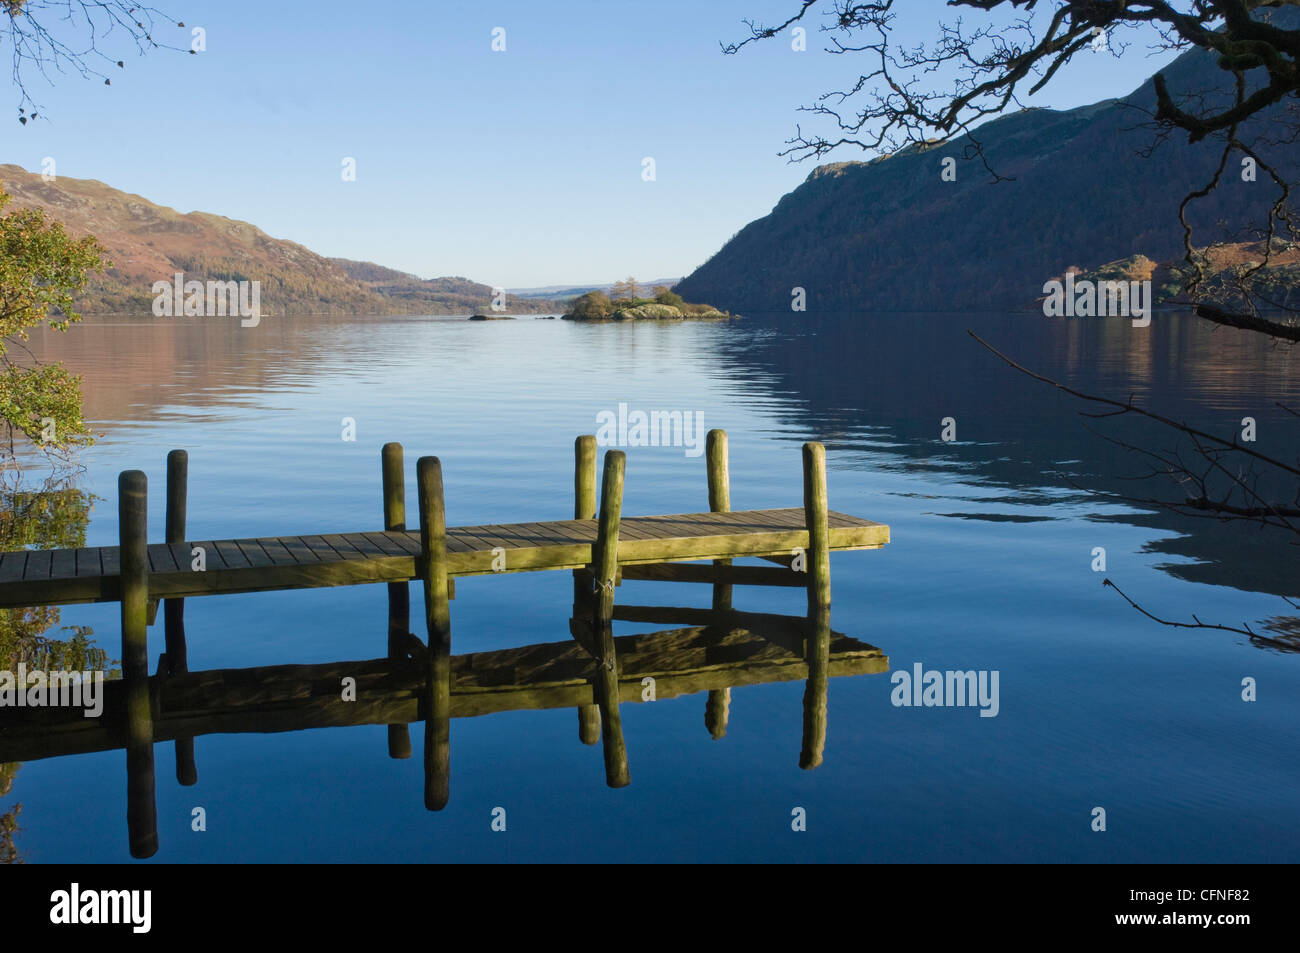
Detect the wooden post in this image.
<box><xmin>802</xmin><ymin>442</ymin><xmax>831</xmax><ymax>614</ymax></box>
<box><xmin>706</xmin><ymin>429</ymin><xmax>732</xmax><ymax>610</ymax></box>
<box><xmin>591</xmin><ymin>450</ymin><xmax>630</xmax><ymax>787</ymax></box>
<box><xmin>382</xmin><ymin>442</ymin><xmax>412</xmax><ymax>760</ymax></box>
<box><xmin>164</xmin><ymin>450</ymin><xmax>197</xmax><ymax>786</ymax></box>
<box><xmin>120</xmin><ymin>470</ymin><xmax>158</xmax><ymax>858</ymax></box>
<box><xmin>417</xmin><ymin>456</ymin><xmax>452</xmax><ymax>810</ymax></box>
<box><xmin>577</xmin><ymin>705</ymin><xmax>601</xmax><ymax>746</ymax></box>
<box><xmin>800</xmin><ymin>442</ymin><xmax>831</xmax><ymax>769</ymax></box>
<box><xmin>575</xmin><ymin>435</ymin><xmax>598</xmax><ymax>520</ymax></box>
<box><xmin>163</xmin><ymin>451</ymin><xmax>188</xmax><ymax>673</ymax></box>
<box><xmin>572</xmin><ymin>435</ymin><xmax>601</xmax><ymax>744</ymax></box>
<box><xmin>705</xmin><ymin>429</ymin><xmax>732</xmax><ymax>738</ymax></box>
<box><xmin>705</xmin><ymin>429</ymin><xmax>731</xmax><ymax>509</ymax></box>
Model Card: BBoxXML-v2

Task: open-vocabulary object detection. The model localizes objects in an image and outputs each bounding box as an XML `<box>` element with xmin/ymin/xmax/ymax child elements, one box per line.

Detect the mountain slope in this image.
<box><xmin>0</xmin><ymin>165</ymin><xmax>557</xmax><ymax>315</ymax></box>
<box><xmin>674</xmin><ymin>29</ymin><xmax>1300</xmax><ymax>315</ymax></box>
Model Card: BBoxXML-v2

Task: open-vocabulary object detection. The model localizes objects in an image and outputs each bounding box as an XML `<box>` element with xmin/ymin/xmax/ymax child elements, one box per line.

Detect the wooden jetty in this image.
<box><xmin>0</xmin><ymin>503</ymin><xmax>886</xmax><ymax>607</ymax></box>
<box><xmin>0</xmin><ymin>431</ymin><xmax>890</xmax><ymax>857</ymax></box>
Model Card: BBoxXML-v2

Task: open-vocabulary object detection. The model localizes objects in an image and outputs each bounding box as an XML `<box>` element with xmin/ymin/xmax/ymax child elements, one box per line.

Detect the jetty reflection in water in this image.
<box><xmin>0</xmin><ymin>604</ymin><xmax>886</xmax><ymax>858</ymax></box>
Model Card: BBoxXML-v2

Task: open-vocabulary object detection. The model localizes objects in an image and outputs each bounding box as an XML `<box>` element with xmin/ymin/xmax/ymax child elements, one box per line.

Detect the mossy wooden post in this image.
<box><xmin>417</xmin><ymin>456</ymin><xmax>452</xmax><ymax>810</ymax></box>
<box><xmin>573</xmin><ymin>435</ymin><xmax>601</xmax><ymax>745</ymax></box>
<box><xmin>163</xmin><ymin>451</ymin><xmax>188</xmax><ymax>672</ymax></box>
<box><xmin>576</xmin><ymin>702</ymin><xmax>601</xmax><ymax>746</ymax></box>
<box><xmin>164</xmin><ymin>450</ymin><xmax>197</xmax><ymax>786</ymax></box>
<box><xmin>706</xmin><ymin>429</ymin><xmax>732</xmax><ymax>610</ymax></box>
<box><xmin>592</xmin><ymin>450</ymin><xmax>630</xmax><ymax>787</ymax></box>
<box><xmin>799</xmin><ymin>442</ymin><xmax>831</xmax><ymax>768</ymax></box>
<box><xmin>382</xmin><ymin>442</ymin><xmax>412</xmax><ymax>759</ymax></box>
<box><xmin>705</xmin><ymin>429</ymin><xmax>732</xmax><ymax>739</ymax></box>
<box><xmin>120</xmin><ymin>470</ymin><xmax>158</xmax><ymax>857</ymax></box>
<box><xmin>802</xmin><ymin>442</ymin><xmax>831</xmax><ymax>614</ymax></box>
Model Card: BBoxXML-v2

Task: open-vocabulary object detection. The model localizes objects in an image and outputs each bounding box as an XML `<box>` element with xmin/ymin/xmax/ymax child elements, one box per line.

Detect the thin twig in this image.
<box><xmin>1103</xmin><ymin>578</ymin><xmax>1295</xmax><ymax>650</ymax></box>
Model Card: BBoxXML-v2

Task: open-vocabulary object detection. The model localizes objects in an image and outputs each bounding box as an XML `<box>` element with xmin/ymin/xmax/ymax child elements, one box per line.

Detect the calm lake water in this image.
<box><xmin>5</xmin><ymin>310</ymin><xmax>1299</xmax><ymax>862</ymax></box>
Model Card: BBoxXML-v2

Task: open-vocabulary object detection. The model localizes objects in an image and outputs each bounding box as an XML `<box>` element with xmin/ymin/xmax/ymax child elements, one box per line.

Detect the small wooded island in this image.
<box><xmin>562</xmin><ymin>280</ymin><xmax>735</xmax><ymax>322</ymax></box>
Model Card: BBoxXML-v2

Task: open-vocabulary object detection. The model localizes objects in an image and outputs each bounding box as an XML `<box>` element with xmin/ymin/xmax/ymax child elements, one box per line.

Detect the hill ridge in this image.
<box><xmin>674</xmin><ymin>35</ymin><xmax>1299</xmax><ymax>314</ymax></box>
<box><xmin>0</xmin><ymin>164</ymin><xmax>556</xmax><ymax>315</ymax></box>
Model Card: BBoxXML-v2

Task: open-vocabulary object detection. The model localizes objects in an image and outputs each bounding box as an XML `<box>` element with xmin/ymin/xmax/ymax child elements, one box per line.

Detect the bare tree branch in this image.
<box><xmin>1103</xmin><ymin>577</ymin><xmax>1297</xmax><ymax>649</ymax></box>
<box><xmin>2</xmin><ymin>1</ymin><xmax>190</xmax><ymax>120</ymax></box>
<box><xmin>967</xmin><ymin>329</ymin><xmax>1300</xmax><ymax>480</ymax></box>
<box><xmin>1194</xmin><ymin>300</ymin><xmax>1300</xmax><ymax>339</ymax></box>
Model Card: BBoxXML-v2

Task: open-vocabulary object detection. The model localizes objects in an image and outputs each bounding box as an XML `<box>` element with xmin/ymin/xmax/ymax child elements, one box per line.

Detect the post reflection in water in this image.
<box><xmin>0</xmin><ymin>601</ymin><xmax>887</xmax><ymax>859</ymax></box>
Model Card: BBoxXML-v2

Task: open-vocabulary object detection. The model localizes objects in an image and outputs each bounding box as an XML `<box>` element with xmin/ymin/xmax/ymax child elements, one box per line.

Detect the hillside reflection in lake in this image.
<box><xmin>3</xmin><ymin>311</ymin><xmax>1297</xmax><ymax>862</ymax></box>
<box><xmin>711</xmin><ymin>313</ymin><xmax>1300</xmax><ymax>603</ymax></box>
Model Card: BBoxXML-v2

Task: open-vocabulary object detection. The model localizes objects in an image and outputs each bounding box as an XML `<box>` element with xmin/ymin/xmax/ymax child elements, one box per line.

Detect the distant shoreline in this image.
<box><xmin>562</xmin><ymin>311</ymin><xmax>738</xmax><ymax>323</ymax></box>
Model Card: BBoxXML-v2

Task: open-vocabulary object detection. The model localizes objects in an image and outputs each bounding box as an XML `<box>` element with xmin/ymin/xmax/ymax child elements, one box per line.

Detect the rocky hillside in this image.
<box><xmin>674</xmin><ymin>14</ymin><xmax>1300</xmax><ymax>315</ymax></box>
<box><xmin>1073</xmin><ymin>244</ymin><xmax>1300</xmax><ymax>312</ymax></box>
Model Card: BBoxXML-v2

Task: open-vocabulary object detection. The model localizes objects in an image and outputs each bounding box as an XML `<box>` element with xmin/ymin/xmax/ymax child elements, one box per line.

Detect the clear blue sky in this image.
<box><xmin>6</xmin><ymin>0</ymin><xmax>1184</xmax><ymax>287</ymax></box>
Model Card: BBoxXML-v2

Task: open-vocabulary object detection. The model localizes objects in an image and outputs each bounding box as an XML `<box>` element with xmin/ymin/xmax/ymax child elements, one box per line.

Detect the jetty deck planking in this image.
<box><xmin>0</xmin><ymin>508</ymin><xmax>887</xmax><ymax>609</ymax></box>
